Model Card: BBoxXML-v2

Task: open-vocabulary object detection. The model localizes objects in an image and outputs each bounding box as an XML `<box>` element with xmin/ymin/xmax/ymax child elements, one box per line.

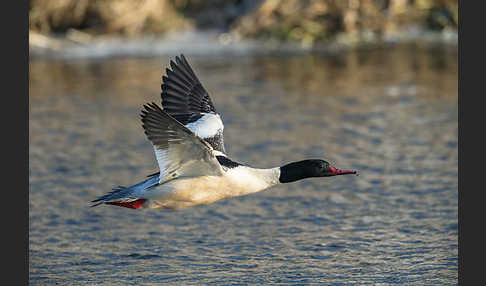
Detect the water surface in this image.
<box><xmin>29</xmin><ymin>43</ymin><xmax>457</xmax><ymax>285</ymax></box>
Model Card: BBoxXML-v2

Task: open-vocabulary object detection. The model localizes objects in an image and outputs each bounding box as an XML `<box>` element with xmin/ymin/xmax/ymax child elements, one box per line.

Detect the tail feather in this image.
<box><xmin>90</xmin><ymin>186</ymin><xmax>138</xmax><ymax>207</ymax></box>
<box><xmin>91</xmin><ymin>175</ymin><xmax>159</xmax><ymax>208</ymax></box>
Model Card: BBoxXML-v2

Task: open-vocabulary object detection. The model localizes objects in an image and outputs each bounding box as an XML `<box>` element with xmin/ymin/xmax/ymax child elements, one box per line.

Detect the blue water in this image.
<box><xmin>29</xmin><ymin>43</ymin><xmax>457</xmax><ymax>285</ymax></box>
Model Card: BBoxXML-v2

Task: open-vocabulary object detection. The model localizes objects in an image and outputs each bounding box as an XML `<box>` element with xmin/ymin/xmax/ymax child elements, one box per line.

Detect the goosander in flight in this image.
<box><xmin>91</xmin><ymin>55</ymin><xmax>357</xmax><ymax>210</ymax></box>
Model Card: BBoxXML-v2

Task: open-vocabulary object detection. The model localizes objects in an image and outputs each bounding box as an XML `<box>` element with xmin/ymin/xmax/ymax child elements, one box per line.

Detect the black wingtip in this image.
<box><xmin>142</xmin><ymin>102</ymin><xmax>160</xmax><ymax>111</ymax></box>
<box><xmin>140</xmin><ymin>103</ymin><xmax>155</xmax><ymax>119</ymax></box>
<box><xmin>149</xmin><ymin>102</ymin><xmax>161</xmax><ymax>111</ymax></box>
<box><xmin>175</xmin><ymin>55</ymin><xmax>183</xmax><ymax>65</ymax></box>
<box><xmin>140</xmin><ymin>102</ymin><xmax>166</xmax><ymax>127</ymax></box>
<box><xmin>159</xmin><ymin>53</ymin><xmax>218</xmax><ymax>120</ymax></box>
<box><xmin>170</xmin><ymin>60</ymin><xmax>177</xmax><ymax>71</ymax></box>
<box><xmin>166</xmin><ymin>68</ymin><xmax>173</xmax><ymax>77</ymax></box>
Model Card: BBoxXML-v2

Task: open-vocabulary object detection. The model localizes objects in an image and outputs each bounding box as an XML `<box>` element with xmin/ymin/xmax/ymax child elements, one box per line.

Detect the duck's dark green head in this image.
<box><xmin>279</xmin><ymin>159</ymin><xmax>357</xmax><ymax>183</ymax></box>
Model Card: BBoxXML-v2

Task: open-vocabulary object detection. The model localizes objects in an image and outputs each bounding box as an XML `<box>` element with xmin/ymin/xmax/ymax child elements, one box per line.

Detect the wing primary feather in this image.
<box><xmin>162</xmin><ymin>78</ymin><xmax>190</xmax><ymax>94</ymax></box>
<box><xmin>179</xmin><ymin>55</ymin><xmax>199</xmax><ymax>80</ymax></box>
<box><xmin>159</xmin><ymin>55</ymin><xmax>225</xmax><ymax>153</ymax></box>
<box><xmin>165</xmin><ymin>69</ymin><xmax>191</xmax><ymax>89</ymax></box>
<box><xmin>170</xmin><ymin>60</ymin><xmax>193</xmax><ymax>85</ymax></box>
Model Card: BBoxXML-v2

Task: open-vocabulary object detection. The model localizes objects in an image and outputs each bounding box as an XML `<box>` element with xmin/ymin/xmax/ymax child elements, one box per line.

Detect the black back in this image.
<box><xmin>216</xmin><ymin>155</ymin><xmax>241</xmax><ymax>169</ymax></box>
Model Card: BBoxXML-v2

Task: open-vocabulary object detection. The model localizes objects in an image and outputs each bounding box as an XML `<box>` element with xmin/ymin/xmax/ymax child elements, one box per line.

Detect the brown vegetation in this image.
<box><xmin>29</xmin><ymin>0</ymin><xmax>190</xmax><ymax>36</ymax></box>
<box><xmin>29</xmin><ymin>0</ymin><xmax>457</xmax><ymax>43</ymax></box>
<box><xmin>233</xmin><ymin>0</ymin><xmax>458</xmax><ymax>45</ymax></box>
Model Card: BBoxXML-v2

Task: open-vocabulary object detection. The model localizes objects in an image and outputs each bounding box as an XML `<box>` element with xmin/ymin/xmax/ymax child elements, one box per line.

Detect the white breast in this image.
<box><xmin>143</xmin><ymin>166</ymin><xmax>280</xmax><ymax>209</ymax></box>
<box><xmin>223</xmin><ymin>166</ymin><xmax>280</xmax><ymax>197</ymax></box>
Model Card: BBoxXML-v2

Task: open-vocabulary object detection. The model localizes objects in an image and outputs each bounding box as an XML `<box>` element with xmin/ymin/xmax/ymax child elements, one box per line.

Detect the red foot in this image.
<box><xmin>106</xmin><ymin>199</ymin><xmax>147</xmax><ymax>209</ymax></box>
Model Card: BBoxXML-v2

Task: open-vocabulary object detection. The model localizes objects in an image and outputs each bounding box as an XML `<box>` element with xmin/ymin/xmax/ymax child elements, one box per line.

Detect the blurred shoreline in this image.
<box><xmin>29</xmin><ymin>28</ymin><xmax>457</xmax><ymax>60</ymax></box>
<box><xmin>29</xmin><ymin>0</ymin><xmax>457</xmax><ymax>60</ymax></box>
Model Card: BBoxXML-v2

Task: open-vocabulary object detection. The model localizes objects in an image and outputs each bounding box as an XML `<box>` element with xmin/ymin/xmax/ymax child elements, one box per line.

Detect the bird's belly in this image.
<box><xmin>145</xmin><ymin>176</ymin><xmax>239</xmax><ymax>209</ymax></box>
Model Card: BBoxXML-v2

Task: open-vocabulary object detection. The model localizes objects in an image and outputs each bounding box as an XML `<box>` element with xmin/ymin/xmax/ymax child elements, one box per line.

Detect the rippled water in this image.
<box><xmin>29</xmin><ymin>43</ymin><xmax>457</xmax><ymax>285</ymax></box>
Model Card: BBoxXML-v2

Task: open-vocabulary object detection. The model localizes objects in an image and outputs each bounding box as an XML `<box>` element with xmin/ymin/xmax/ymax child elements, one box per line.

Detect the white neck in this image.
<box><xmin>224</xmin><ymin>166</ymin><xmax>281</xmax><ymax>197</ymax></box>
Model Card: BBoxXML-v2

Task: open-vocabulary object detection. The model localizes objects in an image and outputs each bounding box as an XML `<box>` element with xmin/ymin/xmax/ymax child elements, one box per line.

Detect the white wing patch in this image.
<box><xmin>185</xmin><ymin>113</ymin><xmax>224</xmax><ymax>139</ymax></box>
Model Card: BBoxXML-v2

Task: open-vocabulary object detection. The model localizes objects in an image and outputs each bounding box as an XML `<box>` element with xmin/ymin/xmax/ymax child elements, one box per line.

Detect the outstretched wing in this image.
<box><xmin>141</xmin><ymin>102</ymin><xmax>223</xmax><ymax>183</ymax></box>
<box><xmin>161</xmin><ymin>54</ymin><xmax>226</xmax><ymax>153</ymax></box>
